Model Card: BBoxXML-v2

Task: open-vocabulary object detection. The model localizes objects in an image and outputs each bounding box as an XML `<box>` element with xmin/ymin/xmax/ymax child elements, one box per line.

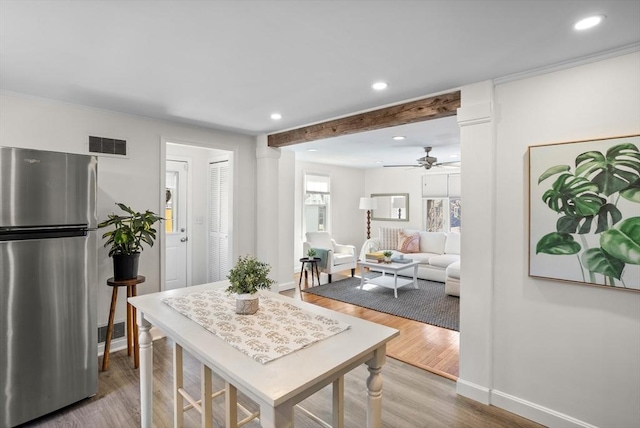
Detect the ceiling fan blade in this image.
<box><xmin>383</xmin><ymin>164</ymin><xmax>421</xmax><ymax>168</ymax></box>
<box><xmin>436</xmin><ymin>161</ymin><xmax>462</xmax><ymax>166</ymax></box>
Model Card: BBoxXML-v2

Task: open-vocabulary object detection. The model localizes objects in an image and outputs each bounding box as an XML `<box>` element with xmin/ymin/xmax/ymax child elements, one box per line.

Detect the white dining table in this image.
<box><xmin>128</xmin><ymin>281</ymin><xmax>399</xmax><ymax>428</ymax></box>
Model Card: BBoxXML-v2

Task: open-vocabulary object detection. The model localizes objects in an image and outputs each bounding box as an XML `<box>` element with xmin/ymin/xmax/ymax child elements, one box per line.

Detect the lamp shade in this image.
<box><xmin>392</xmin><ymin>197</ymin><xmax>405</xmax><ymax>208</ymax></box>
<box><xmin>359</xmin><ymin>197</ymin><xmax>377</xmax><ymax>210</ymax></box>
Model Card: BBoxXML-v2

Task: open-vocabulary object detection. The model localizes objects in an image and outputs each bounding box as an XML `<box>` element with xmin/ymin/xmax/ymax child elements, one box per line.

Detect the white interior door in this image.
<box><xmin>165</xmin><ymin>160</ymin><xmax>188</xmax><ymax>290</ymax></box>
<box><xmin>208</xmin><ymin>160</ymin><xmax>230</xmax><ymax>282</ymax></box>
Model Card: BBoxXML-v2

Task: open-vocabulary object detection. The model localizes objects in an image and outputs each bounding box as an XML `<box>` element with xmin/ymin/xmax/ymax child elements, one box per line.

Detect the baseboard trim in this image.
<box><xmin>278</xmin><ymin>281</ymin><xmax>296</xmax><ymax>292</ymax></box>
<box><xmin>491</xmin><ymin>390</ymin><xmax>598</xmax><ymax>428</ymax></box>
<box><xmin>97</xmin><ymin>326</ymin><xmax>166</xmax><ymax>357</ymax></box>
<box><xmin>456</xmin><ymin>378</ymin><xmax>490</xmax><ymax>404</ymax></box>
<box><xmin>457</xmin><ymin>379</ymin><xmax>599</xmax><ymax>428</ymax></box>
<box><xmin>97</xmin><ymin>337</ymin><xmax>127</xmax><ymax>357</ymax></box>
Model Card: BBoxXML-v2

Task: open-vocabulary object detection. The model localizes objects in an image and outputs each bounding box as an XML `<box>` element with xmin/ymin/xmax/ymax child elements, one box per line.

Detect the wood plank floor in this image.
<box><xmin>289</xmin><ymin>268</ymin><xmax>459</xmax><ymax>380</ymax></box>
<box><xmin>26</xmin><ymin>337</ymin><xmax>543</xmax><ymax>428</ymax></box>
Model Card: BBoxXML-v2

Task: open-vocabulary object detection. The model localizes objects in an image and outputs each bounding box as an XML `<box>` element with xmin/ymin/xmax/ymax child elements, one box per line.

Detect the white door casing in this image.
<box><xmin>165</xmin><ymin>159</ymin><xmax>188</xmax><ymax>290</ymax></box>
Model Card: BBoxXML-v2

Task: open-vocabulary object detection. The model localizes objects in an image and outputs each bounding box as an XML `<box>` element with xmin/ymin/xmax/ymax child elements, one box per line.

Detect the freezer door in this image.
<box><xmin>0</xmin><ymin>233</ymin><xmax>97</xmax><ymax>427</ymax></box>
<box><xmin>0</xmin><ymin>147</ymin><xmax>97</xmax><ymax>228</ymax></box>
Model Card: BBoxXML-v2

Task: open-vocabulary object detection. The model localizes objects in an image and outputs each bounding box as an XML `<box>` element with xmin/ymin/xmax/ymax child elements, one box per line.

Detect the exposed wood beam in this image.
<box><xmin>268</xmin><ymin>91</ymin><xmax>461</xmax><ymax>148</ymax></box>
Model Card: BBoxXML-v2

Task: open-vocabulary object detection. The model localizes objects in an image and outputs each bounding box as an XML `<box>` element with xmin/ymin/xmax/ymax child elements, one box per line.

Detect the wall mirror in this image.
<box><xmin>371</xmin><ymin>193</ymin><xmax>409</xmax><ymax>221</ymax></box>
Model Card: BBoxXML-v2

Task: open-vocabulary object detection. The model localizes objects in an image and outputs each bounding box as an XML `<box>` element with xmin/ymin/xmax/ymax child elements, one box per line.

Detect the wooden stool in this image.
<box><xmin>298</xmin><ymin>257</ymin><xmax>321</xmax><ymax>289</ymax></box>
<box><xmin>102</xmin><ymin>275</ymin><xmax>145</xmax><ymax>371</ymax></box>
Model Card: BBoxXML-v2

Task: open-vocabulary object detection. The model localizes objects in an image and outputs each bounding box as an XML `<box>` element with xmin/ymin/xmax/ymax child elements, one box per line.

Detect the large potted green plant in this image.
<box><xmin>98</xmin><ymin>203</ymin><xmax>162</xmax><ymax>280</ymax></box>
<box><xmin>226</xmin><ymin>255</ymin><xmax>276</xmax><ymax>315</ymax></box>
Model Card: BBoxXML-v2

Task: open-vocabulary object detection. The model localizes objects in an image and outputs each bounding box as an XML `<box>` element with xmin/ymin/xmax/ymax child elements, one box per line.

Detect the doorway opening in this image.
<box><xmin>162</xmin><ymin>141</ymin><xmax>234</xmax><ymax>291</ymax></box>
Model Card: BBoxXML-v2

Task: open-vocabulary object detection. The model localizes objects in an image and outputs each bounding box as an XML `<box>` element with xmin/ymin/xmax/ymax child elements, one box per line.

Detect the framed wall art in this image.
<box><xmin>528</xmin><ymin>134</ymin><xmax>640</xmax><ymax>292</ymax></box>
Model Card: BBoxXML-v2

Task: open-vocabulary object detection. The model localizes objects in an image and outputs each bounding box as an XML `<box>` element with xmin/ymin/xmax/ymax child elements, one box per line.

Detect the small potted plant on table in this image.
<box><xmin>382</xmin><ymin>250</ymin><xmax>393</xmax><ymax>264</ymax></box>
<box><xmin>98</xmin><ymin>203</ymin><xmax>162</xmax><ymax>280</ymax></box>
<box><xmin>226</xmin><ymin>255</ymin><xmax>276</xmax><ymax>315</ymax></box>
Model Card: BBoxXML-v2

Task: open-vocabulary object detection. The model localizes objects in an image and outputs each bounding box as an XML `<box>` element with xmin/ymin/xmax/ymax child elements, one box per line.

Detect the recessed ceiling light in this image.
<box><xmin>393</xmin><ymin>136</ymin><xmax>405</xmax><ymax>140</ymax></box>
<box><xmin>372</xmin><ymin>82</ymin><xmax>388</xmax><ymax>91</ymax></box>
<box><xmin>376</xmin><ymin>161</ymin><xmax>383</xmax><ymax>164</ymax></box>
<box><xmin>574</xmin><ymin>15</ymin><xmax>605</xmax><ymax>30</ymax></box>
<box><xmin>450</xmin><ymin>154</ymin><xmax>459</xmax><ymax>158</ymax></box>
<box><xmin>307</xmin><ymin>149</ymin><xmax>318</xmax><ymax>152</ymax></box>
<box><xmin>270</xmin><ymin>113</ymin><xmax>282</xmax><ymax>120</ymax></box>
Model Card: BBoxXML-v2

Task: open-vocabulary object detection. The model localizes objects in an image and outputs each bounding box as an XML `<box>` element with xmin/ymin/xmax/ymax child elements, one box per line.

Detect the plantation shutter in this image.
<box><xmin>208</xmin><ymin>161</ymin><xmax>230</xmax><ymax>281</ymax></box>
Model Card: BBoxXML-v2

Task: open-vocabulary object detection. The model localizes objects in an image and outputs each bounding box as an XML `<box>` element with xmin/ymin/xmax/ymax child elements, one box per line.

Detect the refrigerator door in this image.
<box><xmin>0</xmin><ymin>147</ymin><xmax>98</xmax><ymax>228</ymax></box>
<box><xmin>0</xmin><ymin>232</ymin><xmax>98</xmax><ymax>427</ymax></box>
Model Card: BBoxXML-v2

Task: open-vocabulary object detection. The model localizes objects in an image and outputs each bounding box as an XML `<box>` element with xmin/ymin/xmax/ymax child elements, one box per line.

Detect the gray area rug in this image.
<box><xmin>302</xmin><ymin>272</ymin><xmax>459</xmax><ymax>331</ymax></box>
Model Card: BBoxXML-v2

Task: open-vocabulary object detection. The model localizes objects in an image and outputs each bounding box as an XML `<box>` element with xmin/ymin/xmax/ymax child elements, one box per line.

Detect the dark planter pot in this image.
<box><xmin>113</xmin><ymin>253</ymin><xmax>140</xmax><ymax>280</ymax></box>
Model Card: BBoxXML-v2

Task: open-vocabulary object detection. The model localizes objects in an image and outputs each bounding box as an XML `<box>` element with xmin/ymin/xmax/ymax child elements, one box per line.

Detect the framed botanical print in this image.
<box><xmin>528</xmin><ymin>134</ymin><xmax>640</xmax><ymax>292</ymax></box>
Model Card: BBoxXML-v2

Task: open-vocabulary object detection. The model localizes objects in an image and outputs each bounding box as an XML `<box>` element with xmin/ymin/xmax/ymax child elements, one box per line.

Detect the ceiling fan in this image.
<box><xmin>383</xmin><ymin>147</ymin><xmax>460</xmax><ymax>170</ymax></box>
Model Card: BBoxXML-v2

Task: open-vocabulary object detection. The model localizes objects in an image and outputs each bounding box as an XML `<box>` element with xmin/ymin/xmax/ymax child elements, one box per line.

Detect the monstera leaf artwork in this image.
<box><xmin>529</xmin><ymin>135</ymin><xmax>640</xmax><ymax>291</ymax></box>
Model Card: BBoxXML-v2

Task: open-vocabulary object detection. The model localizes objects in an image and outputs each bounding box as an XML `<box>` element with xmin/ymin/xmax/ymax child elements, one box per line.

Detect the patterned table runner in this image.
<box><xmin>162</xmin><ymin>289</ymin><xmax>350</xmax><ymax>364</ymax></box>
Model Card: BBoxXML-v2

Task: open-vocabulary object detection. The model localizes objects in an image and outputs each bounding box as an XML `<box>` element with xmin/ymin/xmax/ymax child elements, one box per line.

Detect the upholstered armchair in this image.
<box><xmin>303</xmin><ymin>232</ymin><xmax>357</xmax><ymax>283</ymax></box>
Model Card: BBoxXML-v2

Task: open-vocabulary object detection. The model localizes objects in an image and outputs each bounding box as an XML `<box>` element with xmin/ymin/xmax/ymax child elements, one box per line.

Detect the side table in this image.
<box><xmin>102</xmin><ymin>275</ymin><xmax>146</xmax><ymax>371</ymax></box>
<box><xmin>298</xmin><ymin>257</ymin><xmax>321</xmax><ymax>289</ymax></box>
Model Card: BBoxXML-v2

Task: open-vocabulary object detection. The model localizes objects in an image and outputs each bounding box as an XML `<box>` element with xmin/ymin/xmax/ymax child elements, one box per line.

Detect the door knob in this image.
<box><xmin>181</xmin><ymin>237</ymin><xmax>188</xmax><ymax>242</ymax></box>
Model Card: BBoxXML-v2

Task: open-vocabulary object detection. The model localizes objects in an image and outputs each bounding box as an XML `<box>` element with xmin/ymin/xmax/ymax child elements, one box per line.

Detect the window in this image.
<box><xmin>423</xmin><ymin>173</ymin><xmax>461</xmax><ymax>233</ymax></box>
<box><xmin>303</xmin><ymin>173</ymin><xmax>330</xmax><ymax>235</ymax></box>
<box><xmin>424</xmin><ymin>197</ymin><xmax>462</xmax><ymax>233</ymax></box>
<box><xmin>165</xmin><ymin>171</ymin><xmax>179</xmax><ymax>233</ymax></box>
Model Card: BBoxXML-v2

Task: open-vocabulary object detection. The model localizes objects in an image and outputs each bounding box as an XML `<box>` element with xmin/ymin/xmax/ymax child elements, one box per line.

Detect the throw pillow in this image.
<box><xmin>379</xmin><ymin>227</ymin><xmax>402</xmax><ymax>250</ymax></box>
<box><xmin>397</xmin><ymin>230</ymin><xmax>420</xmax><ymax>253</ymax></box>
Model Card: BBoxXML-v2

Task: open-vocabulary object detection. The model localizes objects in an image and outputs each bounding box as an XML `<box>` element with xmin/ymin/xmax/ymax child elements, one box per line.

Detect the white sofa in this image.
<box><xmin>360</xmin><ymin>228</ymin><xmax>461</xmax><ymax>288</ymax></box>
<box><xmin>445</xmin><ymin>260</ymin><xmax>460</xmax><ymax>297</ymax></box>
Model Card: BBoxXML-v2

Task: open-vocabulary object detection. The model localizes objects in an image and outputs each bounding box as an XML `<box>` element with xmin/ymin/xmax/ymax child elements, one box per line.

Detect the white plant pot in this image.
<box><xmin>235</xmin><ymin>293</ymin><xmax>259</xmax><ymax>315</ymax></box>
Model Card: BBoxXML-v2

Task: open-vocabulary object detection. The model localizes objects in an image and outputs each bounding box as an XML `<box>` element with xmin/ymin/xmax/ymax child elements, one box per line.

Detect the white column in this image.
<box><xmin>256</xmin><ymin>135</ymin><xmax>281</xmax><ymax>291</ymax></box>
<box><xmin>456</xmin><ymin>80</ymin><xmax>495</xmax><ymax>404</ymax></box>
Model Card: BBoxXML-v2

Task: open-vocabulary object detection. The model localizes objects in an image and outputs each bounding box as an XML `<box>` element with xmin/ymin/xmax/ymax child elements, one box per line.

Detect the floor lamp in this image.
<box><xmin>359</xmin><ymin>197</ymin><xmax>377</xmax><ymax>239</ymax></box>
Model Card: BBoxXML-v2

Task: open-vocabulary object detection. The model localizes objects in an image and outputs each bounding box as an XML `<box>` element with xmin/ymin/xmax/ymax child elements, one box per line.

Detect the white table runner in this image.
<box><xmin>162</xmin><ymin>289</ymin><xmax>350</xmax><ymax>364</ymax></box>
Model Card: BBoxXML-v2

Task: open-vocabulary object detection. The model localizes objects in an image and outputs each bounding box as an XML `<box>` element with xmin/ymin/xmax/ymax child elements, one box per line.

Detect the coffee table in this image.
<box><xmin>358</xmin><ymin>260</ymin><xmax>420</xmax><ymax>298</ymax></box>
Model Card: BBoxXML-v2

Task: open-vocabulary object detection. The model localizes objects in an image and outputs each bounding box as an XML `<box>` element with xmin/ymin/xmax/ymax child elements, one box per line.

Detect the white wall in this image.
<box><xmin>0</xmin><ymin>93</ymin><xmax>257</xmax><ymax>336</ymax></box>
<box><xmin>293</xmin><ymin>160</ymin><xmax>364</xmax><ymax>272</ymax></box>
<box><xmin>364</xmin><ymin>166</ymin><xmax>460</xmax><ymax>235</ymax></box>
<box><xmin>460</xmin><ymin>52</ymin><xmax>640</xmax><ymax>427</ymax></box>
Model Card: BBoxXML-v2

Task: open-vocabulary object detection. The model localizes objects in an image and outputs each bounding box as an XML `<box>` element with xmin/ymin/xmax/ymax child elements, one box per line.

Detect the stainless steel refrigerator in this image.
<box><xmin>0</xmin><ymin>147</ymin><xmax>98</xmax><ymax>427</ymax></box>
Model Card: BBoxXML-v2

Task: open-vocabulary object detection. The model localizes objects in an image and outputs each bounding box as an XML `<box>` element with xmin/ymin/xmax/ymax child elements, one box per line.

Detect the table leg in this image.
<box><xmin>360</xmin><ymin>267</ymin><xmax>365</xmax><ymax>290</ymax></box>
<box><xmin>332</xmin><ymin>376</ymin><xmax>344</xmax><ymax>428</ymax></box>
<box><xmin>102</xmin><ymin>286</ymin><xmax>118</xmax><ymax>371</ymax></box>
<box><xmin>132</xmin><ymin>285</ymin><xmax>139</xmax><ymax>368</ymax></box>
<box><xmin>413</xmin><ymin>265</ymin><xmax>419</xmax><ymax>289</ymax></box>
<box><xmin>126</xmin><ymin>287</ymin><xmax>133</xmax><ymax>356</ymax></box>
<box><xmin>260</xmin><ymin>402</ymin><xmax>293</xmax><ymax>428</ymax></box>
<box><xmin>366</xmin><ymin>346</ymin><xmax>386</xmax><ymax>428</ymax></box>
<box><xmin>225</xmin><ymin>382</ymin><xmax>238</xmax><ymax>428</ymax></box>
<box><xmin>315</xmin><ymin>263</ymin><xmax>321</xmax><ymax>285</ymax></box>
<box><xmin>201</xmin><ymin>365</ymin><xmax>213</xmax><ymax>428</ymax></box>
<box><xmin>174</xmin><ymin>344</ymin><xmax>184</xmax><ymax>428</ymax></box>
<box><xmin>138</xmin><ymin>313</ymin><xmax>153</xmax><ymax>428</ymax></box>
<box><xmin>393</xmin><ymin>272</ymin><xmax>398</xmax><ymax>298</ymax></box>
<box><xmin>298</xmin><ymin>263</ymin><xmax>304</xmax><ymax>288</ymax></box>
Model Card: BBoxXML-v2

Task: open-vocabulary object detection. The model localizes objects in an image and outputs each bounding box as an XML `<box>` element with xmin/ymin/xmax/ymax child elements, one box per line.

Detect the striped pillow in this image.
<box><xmin>397</xmin><ymin>230</ymin><xmax>420</xmax><ymax>253</ymax></box>
<box><xmin>379</xmin><ymin>227</ymin><xmax>402</xmax><ymax>250</ymax></box>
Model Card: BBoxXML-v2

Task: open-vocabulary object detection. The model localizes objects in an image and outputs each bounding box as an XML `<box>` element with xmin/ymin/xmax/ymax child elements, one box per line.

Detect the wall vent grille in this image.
<box><xmin>89</xmin><ymin>136</ymin><xmax>127</xmax><ymax>156</ymax></box>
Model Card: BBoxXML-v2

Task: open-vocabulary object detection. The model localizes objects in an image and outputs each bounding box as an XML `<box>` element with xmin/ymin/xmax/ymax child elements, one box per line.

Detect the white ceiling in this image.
<box><xmin>1</xmin><ymin>1</ymin><xmax>639</xmax><ymax>167</ymax></box>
